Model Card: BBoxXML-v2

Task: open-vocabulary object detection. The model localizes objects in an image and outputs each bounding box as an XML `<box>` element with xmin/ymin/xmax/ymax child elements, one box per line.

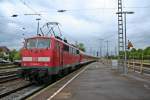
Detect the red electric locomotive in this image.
<box><xmin>20</xmin><ymin>35</ymin><xmax>83</xmax><ymax>82</ymax></box>
<box><xmin>19</xmin><ymin>22</ymin><xmax>96</xmax><ymax>83</ymax></box>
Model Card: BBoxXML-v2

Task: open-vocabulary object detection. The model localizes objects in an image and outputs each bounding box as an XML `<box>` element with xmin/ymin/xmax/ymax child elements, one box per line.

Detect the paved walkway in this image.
<box><xmin>28</xmin><ymin>62</ymin><xmax>150</xmax><ymax>100</ymax></box>
<box><xmin>53</xmin><ymin>62</ymin><xmax>150</xmax><ymax>100</ymax></box>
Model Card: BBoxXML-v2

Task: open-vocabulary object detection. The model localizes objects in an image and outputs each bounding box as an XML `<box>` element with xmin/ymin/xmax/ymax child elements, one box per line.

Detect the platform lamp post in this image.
<box><xmin>116</xmin><ymin>11</ymin><xmax>134</xmax><ymax>74</ymax></box>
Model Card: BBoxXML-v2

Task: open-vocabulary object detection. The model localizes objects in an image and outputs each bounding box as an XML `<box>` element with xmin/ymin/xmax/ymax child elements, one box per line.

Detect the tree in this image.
<box><xmin>136</xmin><ymin>49</ymin><xmax>143</xmax><ymax>59</ymax></box>
<box><xmin>0</xmin><ymin>52</ymin><xmax>4</xmax><ymax>58</ymax></box>
<box><xmin>9</xmin><ymin>49</ymin><xmax>21</xmax><ymax>61</ymax></box>
<box><xmin>0</xmin><ymin>51</ymin><xmax>9</xmax><ymax>60</ymax></box>
<box><xmin>130</xmin><ymin>48</ymin><xmax>136</xmax><ymax>52</ymax></box>
<box><xmin>143</xmin><ymin>47</ymin><xmax>150</xmax><ymax>59</ymax></box>
<box><xmin>116</xmin><ymin>46</ymin><xmax>150</xmax><ymax>60</ymax></box>
<box><xmin>75</xmin><ymin>42</ymin><xmax>86</xmax><ymax>52</ymax></box>
<box><xmin>14</xmin><ymin>51</ymin><xmax>21</xmax><ymax>60</ymax></box>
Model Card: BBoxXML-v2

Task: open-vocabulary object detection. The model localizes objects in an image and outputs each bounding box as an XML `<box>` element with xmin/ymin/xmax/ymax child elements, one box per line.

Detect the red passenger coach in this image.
<box><xmin>20</xmin><ymin>35</ymin><xmax>81</xmax><ymax>83</ymax></box>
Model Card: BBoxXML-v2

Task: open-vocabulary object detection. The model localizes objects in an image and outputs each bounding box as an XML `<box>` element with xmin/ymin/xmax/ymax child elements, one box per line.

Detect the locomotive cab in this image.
<box><xmin>20</xmin><ymin>36</ymin><xmax>55</xmax><ymax>82</ymax></box>
<box><xmin>22</xmin><ymin>36</ymin><xmax>53</xmax><ymax>67</ymax></box>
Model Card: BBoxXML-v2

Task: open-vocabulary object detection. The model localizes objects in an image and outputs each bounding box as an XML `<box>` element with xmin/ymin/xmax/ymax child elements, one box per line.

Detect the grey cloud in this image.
<box><xmin>0</xmin><ymin>0</ymin><xmax>149</xmax><ymax>53</ymax></box>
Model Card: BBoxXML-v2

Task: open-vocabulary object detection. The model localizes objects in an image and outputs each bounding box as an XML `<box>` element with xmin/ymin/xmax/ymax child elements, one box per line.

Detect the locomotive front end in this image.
<box><xmin>20</xmin><ymin>36</ymin><xmax>54</xmax><ymax>83</ymax></box>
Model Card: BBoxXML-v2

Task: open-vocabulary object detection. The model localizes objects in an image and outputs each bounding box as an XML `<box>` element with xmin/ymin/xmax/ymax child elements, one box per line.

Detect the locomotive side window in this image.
<box><xmin>63</xmin><ymin>44</ymin><xmax>69</xmax><ymax>51</ymax></box>
<box><xmin>69</xmin><ymin>47</ymin><xmax>71</xmax><ymax>54</ymax></box>
<box><xmin>75</xmin><ymin>49</ymin><xmax>77</xmax><ymax>55</ymax></box>
<box><xmin>72</xmin><ymin>48</ymin><xmax>74</xmax><ymax>54</ymax></box>
<box><xmin>74</xmin><ymin>49</ymin><xmax>76</xmax><ymax>55</ymax></box>
<box><xmin>63</xmin><ymin>44</ymin><xmax>79</xmax><ymax>55</ymax></box>
<box><xmin>69</xmin><ymin>47</ymin><xmax>73</xmax><ymax>54</ymax></box>
<box><xmin>76</xmin><ymin>50</ymin><xmax>79</xmax><ymax>54</ymax></box>
<box><xmin>55</xmin><ymin>41</ymin><xmax>59</xmax><ymax>49</ymax></box>
<box><xmin>73</xmin><ymin>48</ymin><xmax>75</xmax><ymax>55</ymax></box>
<box><xmin>69</xmin><ymin>47</ymin><xmax>77</xmax><ymax>55</ymax></box>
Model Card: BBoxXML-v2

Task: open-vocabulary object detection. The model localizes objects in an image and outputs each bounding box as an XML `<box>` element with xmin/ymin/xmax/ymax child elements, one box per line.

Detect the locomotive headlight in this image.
<box><xmin>22</xmin><ymin>57</ymin><xmax>32</xmax><ymax>61</ymax></box>
<box><xmin>38</xmin><ymin>57</ymin><xmax>50</xmax><ymax>62</ymax></box>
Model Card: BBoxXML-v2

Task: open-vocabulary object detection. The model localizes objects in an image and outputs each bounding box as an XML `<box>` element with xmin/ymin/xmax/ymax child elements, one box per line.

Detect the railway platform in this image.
<box><xmin>27</xmin><ymin>62</ymin><xmax>150</xmax><ymax>100</ymax></box>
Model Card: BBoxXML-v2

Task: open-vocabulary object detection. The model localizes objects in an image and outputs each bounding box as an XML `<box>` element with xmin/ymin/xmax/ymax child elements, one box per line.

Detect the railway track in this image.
<box><xmin>0</xmin><ymin>63</ymin><xmax>13</xmax><ymax>67</ymax></box>
<box><xmin>0</xmin><ymin>79</ymin><xmax>31</xmax><ymax>99</ymax></box>
<box><xmin>0</xmin><ymin>74</ymin><xmax>19</xmax><ymax>84</ymax></box>
<box><xmin>0</xmin><ymin>65</ymin><xmax>19</xmax><ymax>70</ymax></box>
<box><xmin>4</xmin><ymin>83</ymin><xmax>49</xmax><ymax>100</ymax></box>
<box><xmin>0</xmin><ymin>75</ymin><xmax>57</xmax><ymax>100</ymax></box>
<box><xmin>0</xmin><ymin>83</ymin><xmax>33</xmax><ymax>99</ymax></box>
<box><xmin>0</xmin><ymin>68</ymin><xmax>20</xmax><ymax>84</ymax></box>
<box><xmin>0</xmin><ymin>72</ymin><xmax>72</xmax><ymax>99</ymax></box>
<box><xmin>0</xmin><ymin>70</ymin><xmax>18</xmax><ymax>76</ymax></box>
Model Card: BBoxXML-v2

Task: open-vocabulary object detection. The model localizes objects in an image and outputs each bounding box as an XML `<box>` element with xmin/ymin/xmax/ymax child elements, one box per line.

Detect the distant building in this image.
<box><xmin>0</xmin><ymin>46</ymin><xmax>10</xmax><ymax>58</ymax></box>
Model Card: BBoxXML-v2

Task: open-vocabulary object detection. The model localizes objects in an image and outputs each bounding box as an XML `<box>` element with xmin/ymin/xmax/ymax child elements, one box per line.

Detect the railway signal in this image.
<box><xmin>127</xmin><ymin>40</ymin><xmax>133</xmax><ymax>50</ymax></box>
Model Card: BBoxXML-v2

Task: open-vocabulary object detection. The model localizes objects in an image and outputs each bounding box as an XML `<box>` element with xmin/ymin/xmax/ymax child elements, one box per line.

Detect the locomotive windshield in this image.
<box><xmin>26</xmin><ymin>38</ymin><xmax>50</xmax><ymax>49</ymax></box>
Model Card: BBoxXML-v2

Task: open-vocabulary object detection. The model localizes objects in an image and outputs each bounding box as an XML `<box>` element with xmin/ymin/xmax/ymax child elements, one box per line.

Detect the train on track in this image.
<box><xmin>19</xmin><ymin>22</ymin><xmax>97</xmax><ymax>83</ymax></box>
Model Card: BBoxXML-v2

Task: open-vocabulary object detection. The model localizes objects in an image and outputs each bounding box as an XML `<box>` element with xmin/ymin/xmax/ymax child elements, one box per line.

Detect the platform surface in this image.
<box><xmin>29</xmin><ymin>62</ymin><xmax>150</xmax><ymax>100</ymax></box>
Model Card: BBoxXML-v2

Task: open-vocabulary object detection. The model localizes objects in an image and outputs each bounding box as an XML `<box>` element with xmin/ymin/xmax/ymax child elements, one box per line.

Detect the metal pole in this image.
<box><xmin>141</xmin><ymin>51</ymin><xmax>144</xmax><ymax>74</ymax></box>
<box><xmin>90</xmin><ymin>47</ymin><xmax>92</xmax><ymax>55</ymax></box>
<box><xmin>100</xmin><ymin>44</ymin><xmax>102</xmax><ymax>57</ymax></box>
<box><xmin>124</xmin><ymin>13</ymin><xmax>128</xmax><ymax>74</ymax></box>
<box><xmin>99</xmin><ymin>39</ymin><xmax>103</xmax><ymax>57</ymax></box>
<box><xmin>115</xmin><ymin>46</ymin><xmax>117</xmax><ymax>56</ymax></box>
<box><xmin>106</xmin><ymin>40</ymin><xmax>109</xmax><ymax>59</ymax></box>
<box><xmin>37</xmin><ymin>20</ymin><xmax>39</xmax><ymax>35</ymax></box>
<box><xmin>36</xmin><ymin>18</ymin><xmax>41</xmax><ymax>35</ymax></box>
<box><xmin>106</xmin><ymin>40</ymin><xmax>109</xmax><ymax>64</ymax></box>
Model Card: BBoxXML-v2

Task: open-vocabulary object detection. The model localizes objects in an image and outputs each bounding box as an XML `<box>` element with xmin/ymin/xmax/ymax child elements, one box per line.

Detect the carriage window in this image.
<box><xmin>74</xmin><ymin>49</ymin><xmax>77</xmax><ymax>55</ymax></box>
<box><xmin>76</xmin><ymin>50</ymin><xmax>79</xmax><ymax>54</ymax></box>
<box><xmin>69</xmin><ymin>47</ymin><xmax>72</xmax><ymax>54</ymax></box>
<box><xmin>73</xmin><ymin>48</ymin><xmax>75</xmax><ymax>55</ymax></box>
<box><xmin>71</xmin><ymin>48</ymin><xmax>73</xmax><ymax>54</ymax></box>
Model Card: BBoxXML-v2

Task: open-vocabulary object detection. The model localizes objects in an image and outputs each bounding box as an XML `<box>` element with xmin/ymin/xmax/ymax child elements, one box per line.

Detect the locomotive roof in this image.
<box><xmin>25</xmin><ymin>35</ymin><xmax>94</xmax><ymax>57</ymax></box>
<box><xmin>53</xmin><ymin>36</ymin><xmax>80</xmax><ymax>50</ymax></box>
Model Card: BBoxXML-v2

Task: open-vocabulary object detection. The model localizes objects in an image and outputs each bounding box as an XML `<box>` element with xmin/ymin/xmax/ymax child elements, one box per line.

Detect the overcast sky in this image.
<box><xmin>0</xmin><ymin>0</ymin><xmax>150</xmax><ymax>55</ymax></box>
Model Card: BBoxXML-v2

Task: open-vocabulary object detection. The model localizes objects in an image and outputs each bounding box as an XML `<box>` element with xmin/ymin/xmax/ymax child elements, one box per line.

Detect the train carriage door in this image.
<box><xmin>58</xmin><ymin>43</ymin><xmax>63</xmax><ymax>69</ymax></box>
<box><xmin>59</xmin><ymin>44</ymin><xmax>63</xmax><ymax>66</ymax></box>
